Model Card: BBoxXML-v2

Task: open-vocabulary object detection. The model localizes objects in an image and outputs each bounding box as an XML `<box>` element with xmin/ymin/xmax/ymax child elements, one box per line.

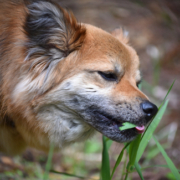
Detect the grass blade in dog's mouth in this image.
<box><xmin>119</xmin><ymin>122</ymin><xmax>145</xmax><ymax>134</ymax></box>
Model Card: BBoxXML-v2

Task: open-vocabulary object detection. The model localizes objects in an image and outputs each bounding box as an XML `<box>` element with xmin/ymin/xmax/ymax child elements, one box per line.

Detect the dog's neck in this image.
<box><xmin>36</xmin><ymin>103</ymin><xmax>95</xmax><ymax>148</ymax></box>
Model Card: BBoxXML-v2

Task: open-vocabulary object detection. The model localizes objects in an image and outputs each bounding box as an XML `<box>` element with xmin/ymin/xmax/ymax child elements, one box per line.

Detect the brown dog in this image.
<box><xmin>0</xmin><ymin>0</ymin><xmax>157</xmax><ymax>155</ymax></box>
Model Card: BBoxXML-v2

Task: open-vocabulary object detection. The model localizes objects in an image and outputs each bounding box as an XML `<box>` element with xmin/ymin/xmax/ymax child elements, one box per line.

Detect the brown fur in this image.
<box><xmin>0</xmin><ymin>1</ymin><xmax>155</xmax><ymax>155</ymax></box>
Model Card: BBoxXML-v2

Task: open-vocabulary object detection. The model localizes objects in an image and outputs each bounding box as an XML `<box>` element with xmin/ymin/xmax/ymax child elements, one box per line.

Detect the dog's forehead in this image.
<box><xmin>80</xmin><ymin>24</ymin><xmax>140</xmax><ymax>75</ymax></box>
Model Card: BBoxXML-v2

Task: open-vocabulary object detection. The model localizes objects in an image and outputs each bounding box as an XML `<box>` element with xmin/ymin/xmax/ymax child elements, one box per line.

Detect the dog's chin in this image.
<box><xmin>84</xmin><ymin>112</ymin><xmax>146</xmax><ymax>143</ymax></box>
<box><xmin>95</xmin><ymin>121</ymin><xmax>139</xmax><ymax>143</ymax></box>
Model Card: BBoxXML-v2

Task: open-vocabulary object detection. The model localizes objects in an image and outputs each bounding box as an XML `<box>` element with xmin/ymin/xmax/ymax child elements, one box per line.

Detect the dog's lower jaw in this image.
<box><xmin>35</xmin><ymin>105</ymin><xmax>95</xmax><ymax>150</ymax></box>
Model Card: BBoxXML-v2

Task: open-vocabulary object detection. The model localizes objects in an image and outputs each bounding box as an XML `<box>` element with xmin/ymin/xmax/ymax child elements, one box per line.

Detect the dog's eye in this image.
<box><xmin>98</xmin><ymin>71</ymin><xmax>117</xmax><ymax>81</ymax></box>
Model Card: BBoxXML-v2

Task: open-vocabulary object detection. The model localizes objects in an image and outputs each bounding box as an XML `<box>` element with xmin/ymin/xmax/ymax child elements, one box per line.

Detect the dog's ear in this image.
<box><xmin>24</xmin><ymin>1</ymin><xmax>86</xmax><ymax>73</ymax></box>
<box><xmin>111</xmin><ymin>28</ymin><xmax>129</xmax><ymax>44</ymax></box>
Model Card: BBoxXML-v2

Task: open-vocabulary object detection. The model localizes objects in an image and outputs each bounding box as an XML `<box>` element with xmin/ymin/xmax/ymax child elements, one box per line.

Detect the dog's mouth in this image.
<box><xmin>87</xmin><ymin>111</ymin><xmax>148</xmax><ymax>143</ymax></box>
<box><xmin>111</xmin><ymin>119</ymin><xmax>145</xmax><ymax>134</ymax></box>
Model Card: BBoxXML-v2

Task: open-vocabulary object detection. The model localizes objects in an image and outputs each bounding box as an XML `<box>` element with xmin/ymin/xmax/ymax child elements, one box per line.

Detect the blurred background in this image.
<box><xmin>0</xmin><ymin>0</ymin><xmax>180</xmax><ymax>179</ymax></box>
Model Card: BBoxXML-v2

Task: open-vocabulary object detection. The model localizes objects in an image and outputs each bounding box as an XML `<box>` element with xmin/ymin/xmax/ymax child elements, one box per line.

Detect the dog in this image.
<box><xmin>0</xmin><ymin>0</ymin><xmax>158</xmax><ymax>155</ymax></box>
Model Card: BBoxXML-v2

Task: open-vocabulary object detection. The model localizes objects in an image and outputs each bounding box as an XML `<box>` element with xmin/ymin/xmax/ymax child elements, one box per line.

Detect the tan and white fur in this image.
<box><xmin>0</xmin><ymin>0</ymin><xmax>157</xmax><ymax>155</ymax></box>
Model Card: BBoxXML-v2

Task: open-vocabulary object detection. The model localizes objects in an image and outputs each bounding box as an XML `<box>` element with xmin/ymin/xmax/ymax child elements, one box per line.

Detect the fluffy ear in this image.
<box><xmin>24</xmin><ymin>1</ymin><xmax>86</xmax><ymax>74</ymax></box>
<box><xmin>111</xmin><ymin>28</ymin><xmax>129</xmax><ymax>44</ymax></box>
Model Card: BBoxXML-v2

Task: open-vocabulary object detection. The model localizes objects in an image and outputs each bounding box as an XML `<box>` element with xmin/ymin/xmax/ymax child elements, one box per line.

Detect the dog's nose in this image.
<box><xmin>141</xmin><ymin>101</ymin><xmax>158</xmax><ymax>120</ymax></box>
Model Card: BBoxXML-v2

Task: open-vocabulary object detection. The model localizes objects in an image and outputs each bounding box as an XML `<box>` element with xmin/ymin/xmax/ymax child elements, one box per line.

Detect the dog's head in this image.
<box><xmin>10</xmin><ymin>1</ymin><xmax>157</xmax><ymax>150</ymax></box>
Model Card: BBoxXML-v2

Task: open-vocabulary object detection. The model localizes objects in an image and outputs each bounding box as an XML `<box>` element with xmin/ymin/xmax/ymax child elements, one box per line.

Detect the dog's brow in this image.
<box><xmin>85</xmin><ymin>65</ymin><xmax>123</xmax><ymax>76</ymax></box>
<box><xmin>85</xmin><ymin>69</ymin><xmax>113</xmax><ymax>73</ymax></box>
<box><xmin>115</xmin><ymin>64</ymin><xmax>123</xmax><ymax>74</ymax></box>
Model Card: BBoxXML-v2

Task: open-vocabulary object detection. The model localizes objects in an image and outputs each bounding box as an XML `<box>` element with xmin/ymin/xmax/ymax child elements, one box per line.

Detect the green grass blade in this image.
<box><xmin>119</xmin><ymin>122</ymin><xmax>136</xmax><ymax>131</ymax></box>
<box><xmin>153</xmin><ymin>136</ymin><xmax>180</xmax><ymax>179</ymax></box>
<box><xmin>128</xmin><ymin>134</ymin><xmax>141</xmax><ymax>170</ymax></box>
<box><xmin>110</xmin><ymin>142</ymin><xmax>130</xmax><ymax>180</ymax></box>
<box><xmin>43</xmin><ymin>143</ymin><xmax>54</xmax><ymax>180</ymax></box>
<box><xmin>134</xmin><ymin>161</ymin><xmax>144</xmax><ymax>180</ymax></box>
<box><xmin>146</xmin><ymin>147</ymin><xmax>160</xmax><ymax>160</ymax></box>
<box><xmin>136</xmin><ymin>100</ymin><xmax>169</xmax><ymax>162</ymax></box>
<box><xmin>158</xmin><ymin>80</ymin><xmax>175</xmax><ymax>110</ymax></box>
<box><xmin>146</xmin><ymin>143</ymin><xmax>169</xmax><ymax>160</ymax></box>
<box><xmin>50</xmin><ymin>170</ymin><xmax>85</xmax><ymax>179</ymax></box>
<box><xmin>51</xmin><ymin>170</ymin><xmax>99</xmax><ymax>180</ymax></box>
<box><xmin>142</xmin><ymin>80</ymin><xmax>175</xmax><ymax>138</ymax></box>
<box><xmin>101</xmin><ymin>136</ymin><xmax>110</xmax><ymax>180</ymax></box>
<box><xmin>105</xmin><ymin>137</ymin><xmax>113</xmax><ymax>151</ymax></box>
<box><xmin>124</xmin><ymin>171</ymin><xmax>129</xmax><ymax>180</ymax></box>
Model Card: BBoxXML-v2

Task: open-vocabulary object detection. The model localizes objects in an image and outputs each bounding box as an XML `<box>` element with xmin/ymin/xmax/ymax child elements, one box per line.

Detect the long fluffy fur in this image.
<box><xmin>0</xmin><ymin>0</ymin><xmax>155</xmax><ymax>155</ymax></box>
<box><xmin>0</xmin><ymin>0</ymin><xmax>86</xmax><ymax>154</ymax></box>
<box><xmin>24</xmin><ymin>1</ymin><xmax>86</xmax><ymax>88</ymax></box>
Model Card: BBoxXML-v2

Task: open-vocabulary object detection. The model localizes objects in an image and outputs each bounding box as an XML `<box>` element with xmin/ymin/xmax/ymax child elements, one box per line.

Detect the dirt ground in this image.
<box><xmin>0</xmin><ymin>0</ymin><xmax>180</xmax><ymax>180</ymax></box>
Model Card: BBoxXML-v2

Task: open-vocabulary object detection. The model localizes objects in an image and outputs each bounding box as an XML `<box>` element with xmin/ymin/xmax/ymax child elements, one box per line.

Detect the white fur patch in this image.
<box><xmin>13</xmin><ymin>71</ymin><xmax>50</xmax><ymax>102</ymax></box>
<box><xmin>13</xmin><ymin>76</ymin><xmax>40</xmax><ymax>102</ymax></box>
